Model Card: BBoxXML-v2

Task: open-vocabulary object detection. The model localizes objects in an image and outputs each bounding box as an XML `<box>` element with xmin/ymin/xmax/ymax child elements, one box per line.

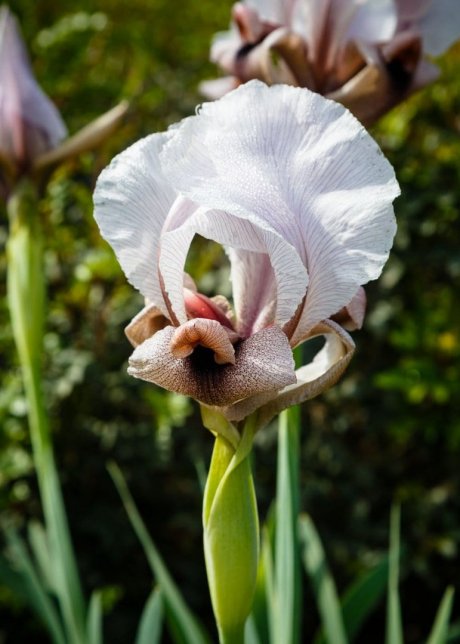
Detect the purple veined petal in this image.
<box><xmin>159</xmin><ymin>198</ymin><xmax>308</xmax><ymax>328</ymax></box>
<box><xmin>160</xmin><ymin>80</ymin><xmax>399</xmax><ymax>334</ymax></box>
<box><xmin>93</xmin><ymin>133</ymin><xmax>178</xmax><ymax>317</ymax></box>
<box><xmin>418</xmin><ymin>0</ymin><xmax>460</xmax><ymax>57</ymax></box>
<box><xmin>224</xmin><ymin>319</ymin><xmax>355</xmax><ymax>425</ymax></box>
<box><xmin>0</xmin><ymin>7</ymin><xmax>66</xmax><ymax>165</ymax></box>
<box><xmin>128</xmin><ymin>324</ymin><xmax>296</xmax><ymax>407</ymax></box>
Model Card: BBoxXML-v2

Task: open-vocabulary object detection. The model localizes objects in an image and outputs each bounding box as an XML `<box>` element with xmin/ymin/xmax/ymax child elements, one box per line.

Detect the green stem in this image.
<box><xmin>275</xmin><ymin>399</ymin><xmax>301</xmax><ymax>644</ymax></box>
<box><xmin>6</xmin><ymin>180</ymin><xmax>87</xmax><ymax>644</ymax></box>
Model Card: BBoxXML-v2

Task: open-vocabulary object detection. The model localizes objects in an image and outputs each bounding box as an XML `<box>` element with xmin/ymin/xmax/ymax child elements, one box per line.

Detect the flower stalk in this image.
<box><xmin>275</xmin><ymin>405</ymin><xmax>302</xmax><ymax>644</ymax></box>
<box><xmin>202</xmin><ymin>408</ymin><xmax>260</xmax><ymax>644</ymax></box>
<box><xmin>6</xmin><ymin>179</ymin><xmax>87</xmax><ymax>644</ymax></box>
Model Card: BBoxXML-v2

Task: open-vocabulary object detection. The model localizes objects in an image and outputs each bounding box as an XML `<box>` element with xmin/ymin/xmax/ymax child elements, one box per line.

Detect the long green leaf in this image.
<box><xmin>341</xmin><ymin>556</ymin><xmax>389</xmax><ymax>642</ymax></box>
<box><xmin>0</xmin><ymin>553</ymin><xmax>31</xmax><ymax>600</ymax></box>
<box><xmin>274</xmin><ymin>406</ymin><xmax>302</xmax><ymax>644</ymax></box>
<box><xmin>245</xmin><ymin>615</ymin><xmax>261</xmax><ymax>644</ymax></box>
<box><xmin>447</xmin><ymin>621</ymin><xmax>460</xmax><ymax>643</ymax></box>
<box><xmin>299</xmin><ymin>514</ymin><xmax>347</xmax><ymax>644</ymax></box>
<box><xmin>314</xmin><ymin>556</ymin><xmax>389</xmax><ymax>644</ymax></box>
<box><xmin>28</xmin><ymin>520</ymin><xmax>54</xmax><ymax>590</ymax></box>
<box><xmin>3</xmin><ymin>527</ymin><xmax>66</xmax><ymax>644</ymax></box>
<box><xmin>87</xmin><ymin>591</ymin><xmax>103</xmax><ymax>644</ymax></box>
<box><xmin>249</xmin><ymin>523</ymin><xmax>273</xmax><ymax>644</ymax></box>
<box><xmin>262</xmin><ymin>522</ymin><xmax>276</xmax><ymax>643</ymax></box>
<box><xmin>108</xmin><ymin>462</ymin><xmax>209</xmax><ymax>644</ymax></box>
<box><xmin>7</xmin><ymin>182</ymin><xmax>87</xmax><ymax>644</ymax></box>
<box><xmin>427</xmin><ymin>587</ymin><xmax>455</xmax><ymax>644</ymax></box>
<box><xmin>385</xmin><ymin>505</ymin><xmax>403</xmax><ymax>644</ymax></box>
<box><xmin>135</xmin><ymin>588</ymin><xmax>164</xmax><ymax>644</ymax></box>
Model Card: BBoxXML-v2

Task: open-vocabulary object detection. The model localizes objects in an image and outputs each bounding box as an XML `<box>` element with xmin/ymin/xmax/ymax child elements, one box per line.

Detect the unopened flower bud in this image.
<box><xmin>0</xmin><ymin>6</ymin><xmax>67</xmax><ymax>175</ymax></box>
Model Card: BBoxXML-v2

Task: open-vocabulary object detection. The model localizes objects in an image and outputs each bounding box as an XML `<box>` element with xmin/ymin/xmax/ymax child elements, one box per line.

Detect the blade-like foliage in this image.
<box><xmin>314</xmin><ymin>556</ymin><xmax>389</xmax><ymax>644</ymax></box>
<box><xmin>385</xmin><ymin>505</ymin><xmax>403</xmax><ymax>644</ymax></box>
<box><xmin>135</xmin><ymin>587</ymin><xmax>164</xmax><ymax>644</ymax></box>
<box><xmin>2</xmin><ymin>527</ymin><xmax>66</xmax><ymax>644</ymax></box>
<box><xmin>87</xmin><ymin>591</ymin><xmax>103</xmax><ymax>644</ymax></box>
<box><xmin>27</xmin><ymin>520</ymin><xmax>54</xmax><ymax>591</ymax></box>
<box><xmin>427</xmin><ymin>586</ymin><xmax>455</xmax><ymax>644</ymax></box>
<box><xmin>340</xmin><ymin>556</ymin><xmax>389</xmax><ymax>642</ymax></box>
<box><xmin>274</xmin><ymin>407</ymin><xmax>302</xmax><ymax>644</ymax></box>
<box><xmin>299</xmin><ymin>513</ymin><xmax>347</xmax><ymax>644</ymax></box>
<box><xmin>109</xmin><ymin>462</ymin><xmax>209</xmax><ymax>644</ymax></box>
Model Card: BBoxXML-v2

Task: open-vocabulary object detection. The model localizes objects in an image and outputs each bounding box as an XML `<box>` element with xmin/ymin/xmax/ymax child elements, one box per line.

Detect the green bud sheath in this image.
<box><xmin>202</xmin><ymin>413</ymin><xmax>259</xmax><ymax>644</ymax></box>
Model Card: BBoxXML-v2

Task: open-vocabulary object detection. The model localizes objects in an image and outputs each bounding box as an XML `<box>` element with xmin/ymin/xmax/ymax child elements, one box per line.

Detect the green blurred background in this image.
<box><xmin>1</xmin><ymin>1</ymin><xmax>459</xmax><ymax>641</ymax></box>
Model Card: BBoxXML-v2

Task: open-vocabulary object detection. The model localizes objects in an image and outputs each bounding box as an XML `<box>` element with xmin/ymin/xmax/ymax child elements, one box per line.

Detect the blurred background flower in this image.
<box><xmin>201</xmin><ymin>0</ymin><xmax>460</xmax><ymax>125</ymax></box>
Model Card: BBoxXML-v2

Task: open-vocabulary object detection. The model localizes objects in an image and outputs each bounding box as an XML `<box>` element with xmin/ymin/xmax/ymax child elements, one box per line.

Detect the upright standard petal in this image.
<box><xmin>159</xmin><ymin>200</ymin><xmax>306</xmax><ymax>329</ymax></box>
<box><xmin>0</xmin><ymin>7</ymin><xmax>66</xmax><ymax>167</ymax></box>
<box><xmin>161</xmin><ymin>81</ymin><xmax>398</xmax><ymax>334</ymax></box>
<box><xmin>93</xmin><ymin>133</ymin><xmax>177</xmax><ymax>316</ymax></box>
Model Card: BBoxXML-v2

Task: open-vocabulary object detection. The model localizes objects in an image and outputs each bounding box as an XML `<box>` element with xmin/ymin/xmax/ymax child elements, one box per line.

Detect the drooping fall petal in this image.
<box><xmin>128</xmin><ymin>325</ymin><xmax>296</xmax><ymax>407</ymax></box>
<box><xmin>224</xmin><ymin>320</ymin><xmax>355</xmax><ymax>424</ymax></box>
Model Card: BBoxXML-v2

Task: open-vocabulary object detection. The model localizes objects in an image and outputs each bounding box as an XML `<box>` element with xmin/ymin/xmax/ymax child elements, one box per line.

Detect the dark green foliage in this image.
<box><xmin>1</xmin><ymin>1</ymin><xmax>459</xmax><ymax>641</ymax></box>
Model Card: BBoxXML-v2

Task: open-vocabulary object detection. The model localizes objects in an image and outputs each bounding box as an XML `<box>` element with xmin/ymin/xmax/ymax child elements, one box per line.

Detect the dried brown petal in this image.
<box><xmin>125</xmin><ymin>303</ymin><xmax>169</xmax><ymax>348</ymax></box>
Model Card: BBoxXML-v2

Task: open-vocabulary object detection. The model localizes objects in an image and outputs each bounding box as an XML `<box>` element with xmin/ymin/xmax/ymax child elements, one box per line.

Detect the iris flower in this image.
<box><xmin>201</xmin><ymin>0</ymin><xmax>460</xmax><ymax>126</ymax></box>
<box><xmin>0</xmin><ymin>6</ymin><xmax>127</xmax><ymax>196</ymax></box>
<box><xmin>94</xmin><ymin>81</ymin><xmax>399</xmax><ymax>428</ymax></box>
